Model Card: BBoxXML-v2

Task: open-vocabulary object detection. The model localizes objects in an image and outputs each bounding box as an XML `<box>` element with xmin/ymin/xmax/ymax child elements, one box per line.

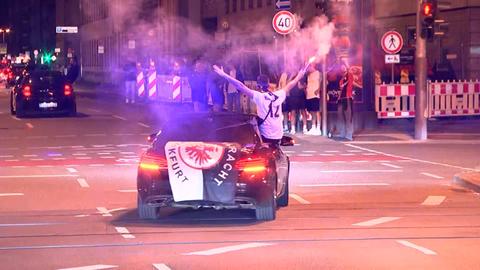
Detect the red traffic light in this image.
<box><xmin>423</xmin><ymin>3</ymin><xmax>433</xmax><ymax>16</ymax></box>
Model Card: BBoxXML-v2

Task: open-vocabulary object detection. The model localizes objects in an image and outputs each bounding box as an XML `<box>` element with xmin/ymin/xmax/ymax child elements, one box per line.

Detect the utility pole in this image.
<box><xmin>415</xmin><ymin>0</ymin><xmax>428</xmax><ymax>140</ymax></box>
<box><xmin>322</xmin><ymin>55</ymin><xmax>328</xmax><ymax>137</ymax></box>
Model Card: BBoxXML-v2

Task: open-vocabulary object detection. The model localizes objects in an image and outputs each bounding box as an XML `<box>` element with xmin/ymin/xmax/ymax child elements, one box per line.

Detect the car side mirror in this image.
<box><xmin>280</xmin><ymin>136</ymin><xmax>295</xmax><ymax>146</ymax></box>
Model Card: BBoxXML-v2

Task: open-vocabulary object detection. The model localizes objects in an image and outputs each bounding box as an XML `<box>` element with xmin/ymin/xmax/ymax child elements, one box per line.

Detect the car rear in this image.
<box><xmin>16</xmin><ymin>71</ymin><xmax>76</xmax><ymax>116</ymax></box>
<box><xmin>137</xmin><ymin>114</ymin><xmax>278</xmax><ymax>220</ymax></box>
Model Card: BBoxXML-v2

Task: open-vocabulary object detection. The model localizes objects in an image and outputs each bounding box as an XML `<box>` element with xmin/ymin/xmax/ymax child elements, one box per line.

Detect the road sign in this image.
<box><xmin>56</xmin><ymin>26</ymin><xmax>78</xmax><ymax>34</ymax></box>
<box><xmin>272</xmin><ymin>11</ymin><xmax>295</xmax><ymax>35</ymax></box>
<box><xmin>381</xmin><ymin>31</ymin><xmax>404</xmax><ymax>54</ymax></box>
<box><xmin>385</xmin><ymin>54</ymin><xmax>400</xmax><ymax>64</ymax></box>
<box><xmin>98</xmin><ymin>46</ymin><xmax>104</xmax><ymax>54</ymax></box>
<box><xmin>276</xmin><ymin>0</ymin><xmax>291</xmax><ymax>10</ymax></box>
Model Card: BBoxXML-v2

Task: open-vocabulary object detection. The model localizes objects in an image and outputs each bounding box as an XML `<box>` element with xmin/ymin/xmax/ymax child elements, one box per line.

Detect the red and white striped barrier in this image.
<box><xmin>136</xmin><ymin>69</ymin><xmax>145</xmax><ymax>98</ymax></box>
<box><xmin>172</xmin><ymin>76</ymin><xmax>181</xmax><ymax>101</ymax></box>
<box><xmin>147</xmin><ymin>67</ymin><xmax>157</xmax><ymax>100</ymax></box>
<box><xmin>375</xmin><ymin>83</ymin><xmax>416</xmax><ymax>118</ymax></box>
<box><xmin>430</xmin><ymin>80</ymin><xmax>480</xmax><ymax>117</ymax></box>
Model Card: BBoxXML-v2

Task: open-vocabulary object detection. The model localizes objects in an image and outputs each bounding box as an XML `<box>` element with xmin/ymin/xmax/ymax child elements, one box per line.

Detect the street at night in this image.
<box><xmin>1</xmin><ymin>0</ymin><xmax>480</xmax><ymax>269</ymax></box>
<box><xmin>1</xmin><ymin>87</ymin><xmax>480</xmax><ymax>269</ymax></box>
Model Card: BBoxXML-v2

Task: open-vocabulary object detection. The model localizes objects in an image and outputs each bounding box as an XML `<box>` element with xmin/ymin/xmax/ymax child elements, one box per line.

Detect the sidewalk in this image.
<box><xmin>455</xmin><ymin>171</ymin><xmax>480</xmax><ymax>193</ymax></box>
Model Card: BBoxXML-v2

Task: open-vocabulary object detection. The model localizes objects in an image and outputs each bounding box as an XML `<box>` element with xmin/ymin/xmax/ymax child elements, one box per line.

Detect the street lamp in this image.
<box><xmin>0</xmin><ymin>28</ymin><xmax>11</xmax><ymax>43</ymax></box>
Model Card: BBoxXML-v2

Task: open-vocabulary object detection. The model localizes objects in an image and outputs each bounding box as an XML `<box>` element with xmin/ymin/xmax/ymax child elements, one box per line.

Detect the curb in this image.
<box><xmin>453</xmin><ymin>172</ymin><xmax>480</xmax><ymax>193</ymax></box>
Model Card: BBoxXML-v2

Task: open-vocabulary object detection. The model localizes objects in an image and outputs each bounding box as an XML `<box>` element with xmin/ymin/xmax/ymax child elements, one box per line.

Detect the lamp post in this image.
<box><xmin>0</xmin><ymin>28</ymin><xmax>11</xmax><ymax>43</ymax></box>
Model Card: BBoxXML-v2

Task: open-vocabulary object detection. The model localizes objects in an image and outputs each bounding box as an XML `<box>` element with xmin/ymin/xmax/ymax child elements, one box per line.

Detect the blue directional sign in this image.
<box><xmin>276</xmin><ymin>0</ymin><xmax>291</xmax><ymax>10</ymax></box>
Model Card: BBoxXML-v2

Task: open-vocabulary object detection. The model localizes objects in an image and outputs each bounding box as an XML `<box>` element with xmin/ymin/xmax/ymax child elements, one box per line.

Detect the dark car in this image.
<box><xmin>10</xmin><ymin>70</ymin><xmax>77</xmax><ymax>117</ymax></box>
<box><xmin>137</xmin><ymin>113</ymin><xmax>292</xmax><ymax>221</ymax></box>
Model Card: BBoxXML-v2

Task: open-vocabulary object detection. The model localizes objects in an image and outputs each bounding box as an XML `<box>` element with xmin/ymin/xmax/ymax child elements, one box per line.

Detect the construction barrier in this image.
<box><xmin>375</xmin><ymin>83</ymin><xmax>416</xmax><ymax>118</ymax></box>
<box><xmin>375</xmin><ymin>80</ymin><xmax>480</xmax><ymax>119</ymax></box>
<box><xmin>430</xmin><ymin>80</ymin><xmax>480</xmax><ymax>117</ymax></box>
<box><xmin>172</xmin><ymin>76</ymin><xmax>181</xmax><ymax>101</ymax></box>
<box><xmin>147</xmin><ymin>66</ymin><xmax>157</xmax><ymax>100</ymax></box>
<box><xmin>136</xmin><ymin>68</ymin><xmax>146</xmax><ymax>98</ymax></box>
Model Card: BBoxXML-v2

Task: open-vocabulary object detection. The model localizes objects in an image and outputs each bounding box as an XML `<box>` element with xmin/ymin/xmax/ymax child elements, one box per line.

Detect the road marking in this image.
<box><xmin>48</xmin><ymin>153</ymin><xmax>63</xmax><ymax>157</ymax></box>
<box><xmin>11</xmin><ymin>166</ymin><xmax>26</xmax><ymax>168</ymax></box>
<box><xmin>324</xmin><ymin>150</ymin><xmax>339</xmax><ymax>153</ymax></box>
<box><xmin>0</xmin><ymin>174</ymin><xmax>79</xmax><ymax>179</ymax></box>
<box><xmin>74</xmin><ymin>214</ymin><xmax>90</xmax><ymax>218</ymax></box>
<box><xmin>99</xmin><ymin>156</ymin><xmax>116</xmax><ymax>159</ymax></box>
<box><xmin>37</xmin><ymin>165</ymin><xmax>54</xmax><ymax>168</ymax></box>
<box><xmin>138</xmin><ymin>122</ymin><xmax>151</xmax><ymax>128</ymax></box>
<box><xmin>302</xmin><ymin>150</ymin><xmax>317</xmax><ymax>153</ymax></box>
<box><xmin>85</xmin><ymin>134</ymin><xmax>107</xmax><ymax>137</ymax></box>
<box><xmin>289</xmin><ymin>193</ymin><xmax>311</xmax><ymax>204</ymax></box>
<box><xmin>353</xmin><ymin>217</ymin><xmax>400</xmax><ymax>227</ymax></box>
<box><xmin>0</xmin><ymin>222</ymin><xmax>64</xmax><ymax>227</ymax></box>
<box><xmin>340</xmin><ymin>153</ymin><xmax>355</xmax><ymax>156</ymax></box>
<box><xmin>300</xmin><ymin>183</ymin><xmax>390</xmax><ymax>187</ymax></box>
<box><xmin>352</xmin><ymin>160</ymin><xmax>368</xmax><ymax>163</ymax></box>
<box><xmin>422</xmin><ymin>196</ymin><xmax>446</xmax><ymax>206</ymax></box>
<box><xmin>0</xmin><ymin>193</ymin><xmax>24</xmax><ymax>197</ymax></box>
<box><xmin>30</xmin><ymin>158</ymin><xmax>44</xmax><ymax>161</ymax></box>
<box><xmin>347</xmin><ymin>150</ymin><xmax>362</xmax><ymax>153</ymax></box>
<box><xmin>5</xmin><ymin>159</ymin><xmax>20</xmax><ymax>162</ymax></box>
<box><xmin>318</xmin><ymin>170</ymin><xmax>402</xmax><ymax>173</ymax></box>
<box><xmin>118</xmin><ymin>189</ymin><xmax>137</xmax><ymax>193</ymax></box>
<box><xmin>96</xmin><ymin>207</ymin><xmax>127</xmax><ymax>217</ymax></box>
<box><xmin>115</xmin><ymin>227</ymin><xmax>135</xmax><ymax>239</ymax></box>
<box><xmin>10</xmin><ymin>116</ymin><xmax>21</xmax><ymax>121</ymax></box>
<box><xmin>298</xmin><ymin>154</ymin><xmax>313</xmax><ymax>157</ymax></box>
<box><xmin>75</xmin><ymin>157</ymin><xmax>92</xmax><ymax>160</ymax></box>
<box><xmin>362</xmin><ymin>153</ymin><xmax>377</xmax><ymax>156</ymax></box>
<box><xmin>87</xmin><ymin>108</ymin><xmax>102</xmax><ymax>113</ymax></box>
<box><xmin>72</xmin><ymin>153</ymin><xmax>87</xmax><ymax>156</ymax></box>
<box><xmin>153</xmin><ymin>264</ymin><xmax>172</xmax><ymax>270</ymax></box>
<box><xmin>380</xmin><ymin>163</ymin><xmax>402</xmax><ymax>169</ymax></box>
<box><xmin>57</xmin><ymin>264</ymin><xmax>118</xmax><ymax>270</ymax></box>
<box><xmin>27</xmin><ymin>136</ymin><xmax>48</xmax><ymax>139</ymax></box>
<box><xmin>120</xmin><ymin>152</ymin><xmax>136</xmax><ymax>155</ymax></box>
<box><xmin>0</xmin><ymin>155</ymin><xmax>14</xmax><ymax>158</ymax></box>
<box><xmin>97</xmin><ymin>152</ymin><xmax>112</xmax><ymax>155</ymax></box>
<box><xmin>396</xmin><ymin>240</ymin><xmax>437</xmax><ymax>255</ymax></box>
<box><xmin>112</xmin><ymin>115</ymin><xmax>127</xmax><ymax>121</ymax></box>
<box><xmin>23</xmin><ymin>154</ymin><xmax>38</xmax><ymax>157</ymax></box>
<box><xmin>26</xmin><ymin>123</ymin><xmax>34</xmax><ymax>129</ymax></box>
<box><xmin>331</xmin><ymin>161</ymin><xmax>347</xmax><ymax>164</ymax></box>
<box><xmin>421</xmin><ymin>172</ymin><xmax>444</xmax><ymax>179</ymax></box>
<box><xmin>93</xmin><ymin>145</ymin><xmax>109</xmax><ymax>148</ymax></box>
<box><xmin>89</xmin><ymin>164</ymin><xmax>105</xmax><ymax>167</ymax></box>
<box><xmin>346</xmin><ymin>144</ymin><xmax>479</xmax><ymax>171</ymax></box>
<box><xmin>76</xmin><ymin>178</ymin><xmax>89</xmax><ymax>188</ymax></box>
<box><xmin>319</xmin><ymin>153</ymin><xmax>334</xmax><ymax>156</ymax></box>
<box><xmin>114</xmin><ymin>164</ymin><xmax>134</xmax><ymax>166</ymax></box>
<box><xmin>53</xmin><ymin>158</ymin><xmax>66</xmax><ymax>160</ymax></box>
<box><xmin>184</xmin><ymin>242</ymin><xmax>274</xmax><ymax>256</ymax></box>
<box><xmin>55</xmin><ymin>135</ymin><xmax>77</xmax><ymax>138</ymax></box>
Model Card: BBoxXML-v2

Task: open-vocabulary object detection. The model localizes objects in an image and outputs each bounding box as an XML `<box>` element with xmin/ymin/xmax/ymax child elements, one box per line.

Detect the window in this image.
<box><xmin>257</xmin><ymin>0</ymin><xmax>263</xmax><ymax>8</ymax></box>
<box><xmin>232</xmin><ymin>0</ymin><xmax>238</xmax><ymax>12</ymax></box>
<box><xmin>241</xmin><ymin>0</ymin><xmax>246</xmax><ymax>10</ymax></box>
<box><xmin>225</xmin><ymin>0</ymin><xmax>229</xmax><ymax>14</ymax></box>
<box><xmin>248</xmin><ymin>0</ymin><xmax>254</xmax><ymax>9</ymax></box>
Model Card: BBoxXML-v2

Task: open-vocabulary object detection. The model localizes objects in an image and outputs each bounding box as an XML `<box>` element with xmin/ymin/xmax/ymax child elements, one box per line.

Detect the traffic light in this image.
<box><xmin>421</xmin><ymin>0</ymin><xmax>437</xmax><ymax>40</ymax></box>
<box><xmin>42</xmin><ymin>53</ymin><xmax>52</xmax><ymax>64</ymax></box>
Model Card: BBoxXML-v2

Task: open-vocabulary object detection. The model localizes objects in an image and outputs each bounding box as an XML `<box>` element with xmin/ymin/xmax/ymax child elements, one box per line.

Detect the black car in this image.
<box><xmin>137</xmin><ymin>113</ymin><xmax>292</xmax><ymax>221</ymax></box>
<box><xmin>10</xmin><ymin>70</ymin><xmax>77</xmax><ymax>117</ymax></box>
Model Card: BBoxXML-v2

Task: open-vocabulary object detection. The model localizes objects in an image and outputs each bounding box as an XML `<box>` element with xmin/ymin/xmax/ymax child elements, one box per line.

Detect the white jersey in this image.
<box><xmin>252</xmin><ymin>89</ymin><xmax>286</xmax><ymax>140</ymax></box>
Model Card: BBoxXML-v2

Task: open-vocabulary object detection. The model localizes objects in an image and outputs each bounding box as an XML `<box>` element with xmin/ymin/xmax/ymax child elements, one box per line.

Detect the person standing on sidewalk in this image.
<box><xmin>226</xmin><ymin>64</ymin><xmax>242</xmax><ymax>113</ymax></box>
<box><xmin>123</xmin><ymin>60</ymin><xmax>137</xmax><ymax>104</ymax></box>
<box><xmin>188</xmin><ymin>60</ymin><xmax>209</xmax><ymax>112</ymax></box>
<box><xmin>305</xmin><ymin>64</ymin><xmax>322</xmax><ymax>135</ymax></box>
<box><xmin>66</xmin><ymin>57</ymin><xmax>80</xmax><ymax>84</ymax></box>
<box><xmin>209</xmin><ymin>66</ymin><xmax>225</xmax><ymax>112</ymax></box>
<box><xmin>336</xmin><ymin>63</ymin><xmax>355</xmax><ymax>141</ymax></box>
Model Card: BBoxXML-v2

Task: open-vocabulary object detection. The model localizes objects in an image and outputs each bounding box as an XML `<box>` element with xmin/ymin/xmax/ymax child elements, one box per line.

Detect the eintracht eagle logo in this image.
<box><xmin>178</xmin><ymin>142</ymin><xmax>225</xmax><ymax>170</ymax></box>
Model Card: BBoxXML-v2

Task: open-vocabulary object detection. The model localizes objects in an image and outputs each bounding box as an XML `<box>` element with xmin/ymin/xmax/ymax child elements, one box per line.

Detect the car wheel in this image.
<box><xmin>255</xmin><ymin>189</ymin><xmax>277</xmax><ymax>221</ymax></box>
<box><xmin>10</xmin><ymin>94</ymin><xmax>16</xmax><ymax>115</ymax></box>
<box><xmin>137</xmin><ymin>195</ymin><xmax>158</xmax><ymax>220</ymax></box>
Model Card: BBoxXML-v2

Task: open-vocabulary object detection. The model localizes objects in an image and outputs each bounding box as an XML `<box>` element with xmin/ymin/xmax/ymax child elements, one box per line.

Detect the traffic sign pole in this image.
<box><xmin>415</xmin><ymin>0</ymin><xmax>428</xmax><ymax>140</ymax></box>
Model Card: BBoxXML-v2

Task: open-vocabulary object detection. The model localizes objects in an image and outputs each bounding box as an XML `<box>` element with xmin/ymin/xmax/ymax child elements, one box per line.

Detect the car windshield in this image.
<box><xmin>29</xmin><ymin>71</ymin><xmax>65</xmax><ymax>87</ymax></box>
<box><xmin>154</xmin><ymin>114</ymin><xmax>258</xmax><ymax>151</ymax></box>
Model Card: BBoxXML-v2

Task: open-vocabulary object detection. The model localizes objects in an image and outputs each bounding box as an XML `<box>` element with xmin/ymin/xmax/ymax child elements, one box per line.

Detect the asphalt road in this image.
<box><xmin>1</xmin><ymin>86</ymin><xmax>480</xmax><ymax>270</ymax></box>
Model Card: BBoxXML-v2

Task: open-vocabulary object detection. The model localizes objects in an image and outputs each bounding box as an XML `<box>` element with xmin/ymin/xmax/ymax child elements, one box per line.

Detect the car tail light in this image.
<box><xmin>22</xmin><ymin>85</ymin><xmax>32</xmax><ymax>97</ymax></box>
<box><xmin>8</xmin><ymin>72</ymin><xmax>13</xmax><ymax>79</ymax></box>
<box><xmin>64</xmin><ymin>84</ymin><xmax>72</xmax><ymax>96</ymax></box>
<box><xmin>139</xmin><ymin>152</ymin><xmax>168</xmax><ymax>172</ymax></box>
<box><xmin>236</xmin><ymin>157</ymin><xmax>268</xmax><ymax>179</ymax></box>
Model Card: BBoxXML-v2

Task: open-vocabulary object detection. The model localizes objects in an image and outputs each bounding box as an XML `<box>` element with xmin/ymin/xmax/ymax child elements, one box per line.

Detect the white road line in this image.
<box><xmin>362</xmin><ymin>153</ymin><xmax>377</xmax><ymax>156</ymax></box>
<box><xmin>302</xmin><ymin>150</ymin><xmax>317</xmax><ymax>153</ymax></box>
<box><xmin>93</xmin><ymin>145</ymin><xmax>109</xmax><ymax>148</ymax></box>
<box><xmin>353</xmin><ymin>217</ymin><xmax>401</xmax><ymax>227</ymax></box>
<box><xmin>422</xmin><ymin>196</ymin><xmax>446</xmax><ymax>206</ymax></box>
<box><xmin>421</xmin><ymin>172</ymin><xmax>444</xmax><ymax>179</ymax></box>
<box><xmin>347</xmin><ymin>150</ymin><xmax>362</xmax><ymax>153</ymax></box>
<box><xmin>0</xmin><ymin>175</ymin><xmax>79</xmax><ymax>179</ymax></box>
<box><xmin>67</xmin><ymin>168</ymin><xmax>78</xmax><ymax>173</ymax></box>
<box><xmin>0</xmin><ymin>222</ymin><xmax>64</xmax><ymax>227</ymax></box>
<box><xmin>76</xmin><ymin>178</ymin><xmax>89</xmax><ymax>188</ymax></box>
<box><xmin>72</xmin><ymin>153</ymin><xmax>87</xmax><ymax>156</ymax></box>
<box><xmin>331</xmin><ymin>161</ymin><xmax>347</xmax><ymax>164</ymax></box>
<box><xmin>10</xmin><ymin>116</ymin><xmax>21</xmax><ymax>121</ymax></box>
<box><xmin>112</xmin><ymin>115</ymin><xmax>127</xmax><ymax>121</ymax></box>
<box><xmin>27</xmin><ymin>136</ymin><xmax>48</xmax><ymax>139</ymax></box>
<box><xmin>87</xmin><ymin>108</ymin><xmax>102</xmax><ymax>113</ymax></box>
<box><xmin>119</xmin><ymin>152</ymin><xmax>136</xmax><ymax>155</ymax></box>
<box><xmin>30</xmin><ymin>158</ymin><xmax>44</xmax><ymax>161</ymax></box>
<box><xmin>74</xmin><ymin>214</ymin><xmax>90</xmax><ymax>218</ymax></box>
<box><xmin>115</xmin><ymin>227</ymin><xmax>135</xmax><ymax>239</ymax></box>
<box><xmin>48</xmin><ymin>153</ymin><xmax>63</xmax><ymax>157</ymax></box>
<box><xmin>114</xmin><ymin>164</ymin><xmax>134</xmax><ymax>166</ymax></box>
<box><xmin>297</xmin><ymin>154</ymin><xmax>313</xmax><ymax>157</ymax></box>
<box><xmin>352</xmin><ymin>160</ymin><xmax>368</xmax><ymax>163</ymax></box>
<box><xmin>57</xmin><ymin>264</ymin><xmax>118</xmax><ymax>270</ymax></box>
<box><xmin>26</xmin><ymin>123</ymin><xmax>34</xmax><ymax>129</ymax></box>
<box><xmin>153</xmin><ymin>264</ymin><xmax>172</xmax><ymax>270</ymax></box>
<box><xmin>340</xmin><ymin>153</ymin><xmax>355</xmax><ymax>156</ymax></box>
<box><xmin>138</xmin><ymin>122</ymin><xmax>151</xmax><ymax>128</ymax></box>
<box><xmin>37</xmin><ymin>165</ymin><xmax>54</xmax><ymax>168</ymax></box>
<box><xmin>396</xmin><ymin>240</ymin><xmax>437</xmax><ymax>255</ymax></box>
<box><xmin>85</xmin><ymin>134</ymin><xmax>107</xmax><ymax>137</ymax></box>
<box><xmin>23</xmin><ymin>154</ymin><xmax>38</xmax><ymax>157</ymax></box>
<box><xmin>289</xmin><ymin>193</ymin><xmax>311</xmax><ymax>204</ymax></box>
<box><xmin>0</xmin><ymin>155</ymin><xmax>14</xmax><ymax>158</ymax></box>
<box><xmin>99</xmin><ymin>156</ymin><xmax>115</xmax><ymax>159</ymax></box>
<box><xmin>11</xmin><ymin>166</ymin><xmax>26</xmax><ymax>168</ymax></box>
<box><xmin>324</xmin><ymin>150</ymin><xmax>339</xmax><ymax>153</ymax></box>
<box><xmin>0</xmin><ymin>193</ymin><xmax>24</xmax><ymax>197</ymax></box>
<box><xmin>380</xmin><ymin>163</ymin><xmax>402</xmax><ymax>169</ymax></box>
<box><xmin>97</xmin><ymin>152</ymin><xmax>112</xmax><ymax>155</ymax></box>
<box><xmin>319</xmin><ymin>153</ymin><xmax>334</xmax><ymax>156</ymax></box>
<box><xmin>118</xmin><ymin>189</ymin><xmax>137</xmax><ymax>193</ymax></box>
<box><xmin>300</xmin><ymin>183</ymin><xmax>390</xmax><ymax>187</ymax></box>
<box><xmin>53</xmin><ymin>158</ymin><xmax>66</xmax><ymax>160</ymax></box>
<box><xmin>55</xmin><ymin>135</ymin><xmax>77</xmax><ymax>138</ymax></box>
<box><xmin>318</xmin><ymin>170</ymin><xmax>402</xmax><ymax>173</ymax></box>
<box><xmin>89</xmin><ymin>164</ymin><xmax>105</xmax><ymax>167</ymax></box>
<box><xmin>346</xmin><ymin>144</ymin><xmax>479</xmax><ymax>171</ymax></box>
<box><xmin>96</xmin><ymin>207</ymin><xmax>126</xmax><ymax>217</ymax></box>
<box><xmin>75</xmin><ymin>157</ymin><xmax>92</xmax><ymax>160</ymax></box>
<box><xmin>184</xmin><ymin>242</ymin><xmax>274</xmax><ymax>256</ymax></box>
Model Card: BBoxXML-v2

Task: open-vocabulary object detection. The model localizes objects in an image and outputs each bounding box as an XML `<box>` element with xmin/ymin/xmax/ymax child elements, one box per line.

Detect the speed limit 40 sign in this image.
<box><xmin>272</xmin><ymin>10</ymin><xmax>295</xmax><ymax>35</ymax></box>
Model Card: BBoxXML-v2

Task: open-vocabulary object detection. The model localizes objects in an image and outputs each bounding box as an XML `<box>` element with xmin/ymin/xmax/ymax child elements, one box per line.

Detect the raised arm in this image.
<box><xmin>213</xmin><ymin>65</ymin><xmax>256</xmax><ymax>98</ymax></box>
<box><xmin>283</xmin><ymin>63</ymin><xmax>309</xmax><ymax>93</ymax></box>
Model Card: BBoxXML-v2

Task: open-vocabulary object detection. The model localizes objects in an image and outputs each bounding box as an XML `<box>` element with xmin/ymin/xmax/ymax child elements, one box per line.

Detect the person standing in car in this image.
<box><xmin>66</xmin><ymin>57</ymin><xmax>80</xmax><ymax>84</ymax></box>
<box><xmin>188</xmin><ymin>60</ymin><xmax>209</xmax><ymax>112</ymax></box>
<box><xmin>213</xmin><ymin>62</ymin><xmax>309</xmax><ymax>145</ymax></box>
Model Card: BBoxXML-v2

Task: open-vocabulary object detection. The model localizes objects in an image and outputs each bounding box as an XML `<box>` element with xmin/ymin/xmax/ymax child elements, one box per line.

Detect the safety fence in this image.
<box><xmin>375</xmin><ymin>80</ymin><xmax>480</xmax><ymax>119</ymax></box>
